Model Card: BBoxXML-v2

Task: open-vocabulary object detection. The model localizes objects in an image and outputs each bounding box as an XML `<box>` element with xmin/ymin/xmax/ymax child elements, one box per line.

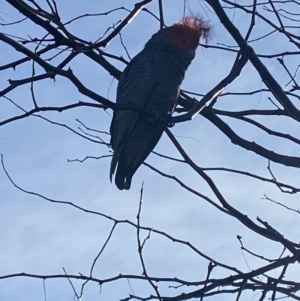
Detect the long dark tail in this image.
<box><xmin>110</xmin><ymin>149</ymin><xmax>135</xmax><ymax>190</ymax></box>
<box><xmin>115</xmin><ymin>159</ymin><xmax>134</xmax><ymax>190</ymax></box>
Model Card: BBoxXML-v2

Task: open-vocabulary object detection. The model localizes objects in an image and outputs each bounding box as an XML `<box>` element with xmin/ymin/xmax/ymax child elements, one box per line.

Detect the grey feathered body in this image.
<box><xmin>110</xmin><ymin>28</ymin><xmax>195</xmax><ymax>190</ymax></box>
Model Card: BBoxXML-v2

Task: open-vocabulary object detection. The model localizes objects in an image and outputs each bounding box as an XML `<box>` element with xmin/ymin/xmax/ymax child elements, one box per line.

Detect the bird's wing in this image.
<box><xmin>110</xmin><ymin>51</ymin><xmax>156</xmax><ymax>179</ymax></box>
<box><xmin>110</xmin><ymin>51</ymin><xmax>156</xmax><ymax>150</ymax></box>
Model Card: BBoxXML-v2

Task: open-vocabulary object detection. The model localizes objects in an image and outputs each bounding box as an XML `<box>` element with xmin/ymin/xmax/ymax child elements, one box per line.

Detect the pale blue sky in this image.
<box><xmin>0</xmin><ymin>0</ymin><xmax>300</xmax><ymax>300</ymax></box>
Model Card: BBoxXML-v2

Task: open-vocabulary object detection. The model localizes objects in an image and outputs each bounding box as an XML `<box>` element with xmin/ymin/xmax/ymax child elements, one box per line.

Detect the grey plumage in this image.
<box><xmin>109</xmin><ymin>19</ymin><xmax>205</xmax><ymax>190</ymax></box>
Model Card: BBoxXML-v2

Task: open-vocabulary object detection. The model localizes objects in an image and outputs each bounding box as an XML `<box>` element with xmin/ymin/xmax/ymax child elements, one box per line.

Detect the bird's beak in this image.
<box><xmin>188</xmin><ymin>49</ymin><xmax>196</xmax><ymax>60</ymax></box>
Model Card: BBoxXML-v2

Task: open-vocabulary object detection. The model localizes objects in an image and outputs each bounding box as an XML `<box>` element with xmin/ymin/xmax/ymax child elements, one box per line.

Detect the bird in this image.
<box><xmin>110</xmin><ymin>16</ymin><xmax>212</xmax><ymax>190</ymax></box>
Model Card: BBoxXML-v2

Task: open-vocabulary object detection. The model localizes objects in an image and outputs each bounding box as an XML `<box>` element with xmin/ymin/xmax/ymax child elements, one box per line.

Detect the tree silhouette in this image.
<box><xmin>1</xmin><ymin>1</ymin><xmax>300</xmax><ymax>300</ymax></box>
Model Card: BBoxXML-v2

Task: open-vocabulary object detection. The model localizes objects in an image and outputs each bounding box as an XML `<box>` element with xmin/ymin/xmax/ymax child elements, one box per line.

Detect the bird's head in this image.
<box><xmin>165</xmin><ymin>16</ymin><xmax>212</xmax><ymax>57</ymax></box>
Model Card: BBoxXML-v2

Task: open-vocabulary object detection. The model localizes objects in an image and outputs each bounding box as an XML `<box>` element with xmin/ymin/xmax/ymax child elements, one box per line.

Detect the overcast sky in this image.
<box><xmin>0</xmin><ymin>1</ymin><xmax>300</xmax><ymax>300</ymax></box>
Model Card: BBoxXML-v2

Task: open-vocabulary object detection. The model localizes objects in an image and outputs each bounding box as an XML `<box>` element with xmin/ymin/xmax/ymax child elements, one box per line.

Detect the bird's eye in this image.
<box><xmin>181</xmin><ymin>40</ymin><xmax>187</xmax><ymax>45</ymax></box>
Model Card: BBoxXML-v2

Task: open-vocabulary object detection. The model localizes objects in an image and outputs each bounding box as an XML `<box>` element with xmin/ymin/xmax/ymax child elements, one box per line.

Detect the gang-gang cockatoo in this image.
<box><xmin>110</xmin><ymin>16</ymin><xmax>211</xmax><ymax>190</ymax></box>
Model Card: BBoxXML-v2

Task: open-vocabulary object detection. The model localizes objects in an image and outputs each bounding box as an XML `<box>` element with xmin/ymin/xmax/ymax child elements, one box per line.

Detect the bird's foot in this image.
<box><xmin>147</xmin><ymin>110</ymin><xmax>160</xmax><ymax>122</ymax></box>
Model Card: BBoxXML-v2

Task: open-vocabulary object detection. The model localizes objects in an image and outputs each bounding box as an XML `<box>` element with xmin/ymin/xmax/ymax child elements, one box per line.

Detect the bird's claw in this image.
<box><xmin>147</xmin><ymin>111</ymin><xmax>160</xmax><ymax>122</ymax></box>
